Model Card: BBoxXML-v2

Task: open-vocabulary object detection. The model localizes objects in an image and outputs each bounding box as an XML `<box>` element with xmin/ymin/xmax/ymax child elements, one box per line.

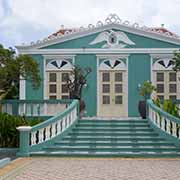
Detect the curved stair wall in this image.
<box><xmin>16</xmin><ymin>99</ymin><xmax>79</xmax><ymax>157</ymax></box>
<box><xmin>147</xmin><ymin>99</ymin><xmax>180</xmax><ymax>146</ymax></box>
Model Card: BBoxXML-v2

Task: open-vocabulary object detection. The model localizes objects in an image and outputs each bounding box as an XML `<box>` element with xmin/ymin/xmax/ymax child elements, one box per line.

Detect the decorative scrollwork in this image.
<box><xmin>96</xmin><ymin>21</ymin><xmax>103</xmax><ymax>27</ymax></box>
<box><xmin>123</xmin><ymin>20</ymin><xmax>130</xmax><ymax>26</ymax></box>
<box><xmin>132</xmin><ymin>23</ymin><xmax>139</xmax><ymax>28</ymax></box>
<box><xmin>24</xmin><ymin>13</ymin><xmax>180</xmax><ymax>47</ymax></box>
<box><xmin>105</xmin><ymin>13</ymin><xmax>121</xmax><ymax>24</ymax></box>
<box><xmin>88</xmin><ymin>24</ymin><xmax>95</xmax><ymax>29</ymax></box>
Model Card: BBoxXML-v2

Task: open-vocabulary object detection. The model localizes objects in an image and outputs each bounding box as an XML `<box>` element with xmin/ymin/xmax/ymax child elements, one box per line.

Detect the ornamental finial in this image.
<box><xmin>105</xmin><ymin>13</ymin><xmax>121</xmax><ymax>24</ymax></box>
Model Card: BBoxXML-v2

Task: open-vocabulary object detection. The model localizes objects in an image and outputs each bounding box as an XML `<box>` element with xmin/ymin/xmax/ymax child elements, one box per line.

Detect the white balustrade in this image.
<box><xmin>30</xmin><ymin>103</ymin><xmax>78</xmax><ymax>146</ymax></box>
<box><xmin>148</xmin><ymin>100</ymin><xmax>180</xmax><ymax>139</ymax></box>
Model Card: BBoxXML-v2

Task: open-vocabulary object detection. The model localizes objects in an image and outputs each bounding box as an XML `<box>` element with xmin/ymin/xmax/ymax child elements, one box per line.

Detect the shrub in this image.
<box><xmin>0</xmin><ymin>113</ymin><xmax>43</xmax><ymax>148</ymax></box>
<box><xmin>153</xmin><ymin>98</ymin><xmax>180</xmax><ymax>118</ymax></box>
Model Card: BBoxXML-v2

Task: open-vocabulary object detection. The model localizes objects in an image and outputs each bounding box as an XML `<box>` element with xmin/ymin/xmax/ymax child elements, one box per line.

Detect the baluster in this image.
<box><xmin>51</xmin><ymin>123</ymin><xmax>56</xmax><ymax>137</ymax></box>
<box><xmin>45</xmin><ymin>126</ymin><xmax>51</xmax><ymax>140</ymax></box>
<box><xmin>38</xmin><ymin>129</ymin><xmax>44</xmax><ymax>143</ymax></box>
<box><xmin>166</xmin><ymin>119</ymin><xmax>171</xmax><ymax>134</ymax></box>
<box><xmin>31</xmin><ymin>131</ymin><xmax>37</xmax><ymax>145</ymax></box>
<box><xmin>69</xmin><ymin>112</ymin><xmax>71</xmax><ymax>125</ymax></box>
<box><xmin>62</xmin><ymin>117</ymin><xmax>66</xmax><ymax>131</ymax></box>
<box><xmin>57</xmin><ymin>120</ymin><xmax>61</xmax><ymax>134</ymax></box>
<box><xmin>161</xmin><ymin>117</ymin><xmax>165</xmax><ymax>131</ymax></box>
<box><xmin>172</xmin><ymin>122</ymin><xmax>177</xmax><ymax>137</ymax></box>
<box><xmin>62</xmin><ymin>117</ymin><xmax>65</xmax><ymax>131</ymax></box>
<box><xmin>73</xmin><ymin>108</ymin><xmax>77</xmax><ymax>121</ymax></box>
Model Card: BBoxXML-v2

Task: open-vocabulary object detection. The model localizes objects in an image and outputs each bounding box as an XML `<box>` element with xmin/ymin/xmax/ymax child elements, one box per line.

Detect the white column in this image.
<box><xmin>19</xmin><ymin>76</ymin><xmax>26</xmax><ymax>100</ymax></box>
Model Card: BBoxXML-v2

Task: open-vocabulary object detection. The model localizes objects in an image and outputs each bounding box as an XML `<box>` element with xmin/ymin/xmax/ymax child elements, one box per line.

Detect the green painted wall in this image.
<box><xmin>42</xmin><ymin>28</ymin><xmax>180</xmax><ymax>49</ymax></box>
<box><xmin>75</xmin><ymin>54</ymin><xmax>97</xmax><ymax>116</ymax></box>
<box><xmin>26</xmin><ymin>55</ymin><xmax>44</xmax><ymax>100</ymax></box>
<box><xmin>128</xmin><ymin>54</ymin><xmax>151</xmax><ymax>117</ymax></box>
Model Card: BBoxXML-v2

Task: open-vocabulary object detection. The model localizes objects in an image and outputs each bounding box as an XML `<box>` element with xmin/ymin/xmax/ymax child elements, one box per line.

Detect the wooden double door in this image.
<box><xmin>98</xmin><ymin>70</ymin><xmax>128</xmax><ymax>117</ymax></box>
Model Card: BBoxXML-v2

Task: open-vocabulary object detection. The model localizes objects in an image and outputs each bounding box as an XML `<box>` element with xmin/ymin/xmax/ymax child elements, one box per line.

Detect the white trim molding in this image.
<box><xmin>18</xmin><ymin>48</ymin><xmax>180</xmax><ymax>55</ymax></box>
<box><xmin>150</xmin><ymin>54</ymin><xmax>174</xmax><ymax>59</ymax></box>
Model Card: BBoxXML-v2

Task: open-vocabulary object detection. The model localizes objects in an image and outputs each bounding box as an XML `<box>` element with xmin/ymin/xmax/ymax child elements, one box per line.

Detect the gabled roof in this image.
<box><xmin>16</xmin><ymin>14</ymin><xmax>180</xmax><ymax>50</ymax></box>
<box><xmin>50</xmin><ymin>27</ymin><xmax>178</xmax><ymax>39</ymax></box>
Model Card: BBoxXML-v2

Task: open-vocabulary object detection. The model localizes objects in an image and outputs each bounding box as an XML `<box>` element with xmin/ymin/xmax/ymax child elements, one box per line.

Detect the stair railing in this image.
<box><xmin>17</xmin><ymin>99</ymin><xmax>79</xmax><ymax>157</ymax></box>
<box><xmin>147</xmin><ymin>99</ymin><xmax>180</xmax><ymax>141</ymax></box>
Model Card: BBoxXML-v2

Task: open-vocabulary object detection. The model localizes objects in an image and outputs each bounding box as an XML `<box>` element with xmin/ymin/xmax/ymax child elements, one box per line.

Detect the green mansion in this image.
<box><xmin>16</xmin><ymin>14</ymin><xmax>180</xmax><ymax>118</ymax></box>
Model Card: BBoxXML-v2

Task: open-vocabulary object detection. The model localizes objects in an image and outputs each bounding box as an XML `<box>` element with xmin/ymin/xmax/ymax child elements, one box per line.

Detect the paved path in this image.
<box><xmin>1</xmin><ymin>158</ymin><xmax>180</xmax><ymax>180</ymax></box>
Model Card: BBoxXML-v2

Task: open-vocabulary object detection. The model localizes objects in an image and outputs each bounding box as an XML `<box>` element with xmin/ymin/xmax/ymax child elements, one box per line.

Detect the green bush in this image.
<box><xmin>153</xmin><ymin>98</ymin><xmax>180</xmax><ymax>118</ymax></box>
<box><xmin>0</xmin><ymin>113</ymin><xmax>43</xmax><ymax>148</ymax></box>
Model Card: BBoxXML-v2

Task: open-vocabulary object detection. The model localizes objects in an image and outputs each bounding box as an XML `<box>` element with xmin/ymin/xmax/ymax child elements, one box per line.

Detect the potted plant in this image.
<box><xmin>138</xmin><ymin>81</ymin><xmax>156</xmax><ymax>119</ymax></box>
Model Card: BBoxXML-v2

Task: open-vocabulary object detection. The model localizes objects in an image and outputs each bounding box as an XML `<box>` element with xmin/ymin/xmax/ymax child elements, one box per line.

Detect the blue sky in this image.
<box><xmin>0</xmin><ymin>0</ymin><xmax>180</xmax><ymax>49</ymax></box>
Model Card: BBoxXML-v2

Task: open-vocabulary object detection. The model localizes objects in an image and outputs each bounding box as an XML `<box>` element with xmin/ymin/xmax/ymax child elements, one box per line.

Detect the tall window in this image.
<box><xmin>47</xmin><ymin>72</ymin><xmax>70</xmax><ymax>99</ymax></box>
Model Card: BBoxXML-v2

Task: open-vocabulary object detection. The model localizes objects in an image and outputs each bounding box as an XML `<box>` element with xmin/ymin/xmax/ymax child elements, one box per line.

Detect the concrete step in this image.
<box><xmin>68</xmin><ymin>132</ymin><xmax>159</xmax><ymax>136</ymax></box>
<box><xmin>54</xmin><ymin>141</ymin><xmax>175</xmax><ymax>147</ymax></box>
<box><xmin>71</xmin><ymin>128</ymin><xmax>154</xmax><ymax>132</ymax></box>
<box><xmin>79</xmin><ymin>120</ymin><xmax>148</xmax><ymax>123</ymax></box>
<box><xmin>63</xmin><ymin>136</ymin><xmax>165</xmax><ymax>141</ymax></box>
<box><xmin>76</xmin><ymin>124</ymin><xmax>150</xmax><ymax>127</ymax></box>
<box><xmin>30</xmin><ymin>151</ymin><xmax>180</xmax><ymax>158</ymax></box>
<box><xmin>43</xmin><ymin>146</ymin><xmax>180</xmax><ymax>152</ymax></box>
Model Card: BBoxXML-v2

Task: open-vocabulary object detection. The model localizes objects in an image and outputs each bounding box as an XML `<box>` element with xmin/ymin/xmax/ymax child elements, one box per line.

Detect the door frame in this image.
<box><xmin>96</xmin><ymin>54</ymin><xmax>129</xmax><ymax>117</ymax></box>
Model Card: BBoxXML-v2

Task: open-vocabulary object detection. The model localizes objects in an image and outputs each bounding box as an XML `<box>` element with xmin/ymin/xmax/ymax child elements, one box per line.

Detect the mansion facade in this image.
<box><xmin>16</xmin><ymin>14</ymin><xmax>180</xmax><ymax>118</ymax></box>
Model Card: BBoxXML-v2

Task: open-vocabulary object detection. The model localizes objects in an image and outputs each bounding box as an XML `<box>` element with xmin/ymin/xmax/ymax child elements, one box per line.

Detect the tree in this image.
<box><xmin>172</xmin><ymin>50</ymin><xmax>180</xmax><ymax>72</ymax></box>
<box><xmin>0</xmin><ymin>44</ymin><xmax>41</xmax><ymax>99</ymax></box>
<box><xmin>66</xmin><ymin>66</ymin><xmax>91</xmax><ymax>110</ymax></box>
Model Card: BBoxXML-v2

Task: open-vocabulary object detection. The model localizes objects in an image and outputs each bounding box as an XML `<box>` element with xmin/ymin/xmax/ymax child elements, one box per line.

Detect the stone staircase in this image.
<box><xmin>30</xmin><ymin>119</ymin><xmax>180</xmax><ymax>157</ymax></box>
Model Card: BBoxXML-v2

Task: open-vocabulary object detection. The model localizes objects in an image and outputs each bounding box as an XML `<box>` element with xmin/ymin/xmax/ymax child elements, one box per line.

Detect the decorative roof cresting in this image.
<box><xmin>20</xmin><ymin>13</ymin><xmax>180</xmax><ymax>47</ymax></box>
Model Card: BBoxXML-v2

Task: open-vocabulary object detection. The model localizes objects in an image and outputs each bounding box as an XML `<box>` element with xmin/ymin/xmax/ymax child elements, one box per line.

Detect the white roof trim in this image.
<box><xmin>16</xmin><ymin>14</ymin><xmax>180</xmax><ymax>50</ymax></box>
<box><xmin>18</xmin><ymin>48</ymin><xmax>179</xmax><ymax>55</ymax></box>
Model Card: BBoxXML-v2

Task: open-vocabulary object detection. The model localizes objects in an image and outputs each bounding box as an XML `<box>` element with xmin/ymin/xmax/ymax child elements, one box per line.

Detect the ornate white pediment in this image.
<box><xmin>99</xmin><ymin>59</ymin><xmax>126</xmax><ymax>70</ymax></box>
<box><xmin>153</xmin><ymin>58</ymin><xmax>175</xmax><ymax>71</ymax></box>
<box><xmin>46</xmin><ymin>59</ymin><xmax>73</xmax><ymax>71</ymax></box>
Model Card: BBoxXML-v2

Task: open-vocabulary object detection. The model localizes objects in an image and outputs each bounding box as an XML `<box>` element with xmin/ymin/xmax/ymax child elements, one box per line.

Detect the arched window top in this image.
<box><xmin>46</xmin><ymin>59</ymin><xmax>73</xmax><ymax>71</ymax></box>
<box><xmin>153</xmin><ymin>58</ymin><xmax>175</xmax><ymax>71</ymax></box>
<box><xmin>99</xmin><ymin>59</ymin><xmax>126</xmax><ymax>70</ymax></box>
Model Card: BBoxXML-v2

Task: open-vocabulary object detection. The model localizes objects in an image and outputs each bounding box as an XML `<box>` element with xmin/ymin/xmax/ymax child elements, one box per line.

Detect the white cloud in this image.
<box><xmin>0</xmin><ymin>0</ymin><xmax>180</xmax><ymax>47</ymax></box>
<box><xmin>0</xmin><ymin>0</ymin><xmax>4</xmax><ymax>19</ymax></box>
